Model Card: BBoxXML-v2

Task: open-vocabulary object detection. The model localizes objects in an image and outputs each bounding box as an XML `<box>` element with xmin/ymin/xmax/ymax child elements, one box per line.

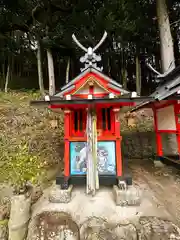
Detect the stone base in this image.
<box><xmin>49</xmin><ymin>185</ymin><xmax>73</xmax><ymax>203</ymax></box>
<box><xmin>154</xmin><ymin>160</ymin><xmax>165</xmax><ymax>168</ymax></box>
<box><xmin>113</xmin><ymin>185</ymin><xmax>141</xmax><ymax>206</ymax></box>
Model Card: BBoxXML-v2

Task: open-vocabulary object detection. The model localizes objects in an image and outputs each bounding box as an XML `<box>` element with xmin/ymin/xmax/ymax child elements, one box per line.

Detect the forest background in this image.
<box><xmin>0</xmin><ymin>0</ymin><xmax>180</xmax><ymax>96</ymax></box>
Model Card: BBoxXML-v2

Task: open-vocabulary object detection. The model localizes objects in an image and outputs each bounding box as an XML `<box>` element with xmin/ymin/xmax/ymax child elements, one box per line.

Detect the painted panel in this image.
<box><xmin>75</xmin><ymin>84</ymin><xmax>89</xmax><ymax>94</ymax></box>
<box><xmin>74</xmin><ymin>81</ymin><xmax>108</xmax><ymax>95</ymax></box>
<box><xmin>161</xmin><ymin>133</ymin><xmax>178</xmax><ymax>155</ymax></box>
<box><xmin>93</xmin><ymin>84</ymin><xmax>108</xmax><ymax>94</ymax></box>
<box><xmin>156</xmin><ymin>105</ymin><xmax>176</xmax><ymax>131</ymax></box>
<box><xmin>70</xmin><ymin>141</ymin><xmax>116</xmax><ymax>175</ymax></box>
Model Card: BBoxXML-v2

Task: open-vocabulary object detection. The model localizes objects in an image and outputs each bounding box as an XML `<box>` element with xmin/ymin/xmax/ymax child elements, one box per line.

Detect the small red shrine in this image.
<box><xmin>52</xmin><ymin>67</ymin><xmax>133</xmax><ymax>185</ymax></box>
<box><xmin>31</xmin><ymin>32</ymin><xmax>152</xmax><ymax>194</ymax></box>
<box><xmin>132</xmin><ymin>64</ymin><xmax>180</xmax><ymax>164</ymax></box>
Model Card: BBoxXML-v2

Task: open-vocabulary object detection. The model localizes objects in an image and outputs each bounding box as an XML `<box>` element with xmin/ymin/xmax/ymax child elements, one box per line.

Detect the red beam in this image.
<box><xmin>174</xmin><ymin>103</ymin><xmax>180</xmax><ymax>155</ymax></box>
<box><xmin>153</xmin><ymin>108</ymin><xmax>163</xmax><ymax>156</ymax></box>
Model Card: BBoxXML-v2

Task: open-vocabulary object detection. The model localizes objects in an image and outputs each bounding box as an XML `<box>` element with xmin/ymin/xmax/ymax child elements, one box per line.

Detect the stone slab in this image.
<box><xmin>49</xmin><ymin>185</ymin><xmax>73</xmax><ymax>203</ymax></box>
<box><xmin>154</xmin><ymin>160</ymin><xmax>165</xmax><ymax>168</ymax></box>
<box><xmin>113</xmin><ymin>185</ymin><xmax>141</xmax><ymax>206</ymax></box>
<box><xmin>31</xmin><ymin>186</ymin><xmax>171</xmax><ymax>227</ymax></box>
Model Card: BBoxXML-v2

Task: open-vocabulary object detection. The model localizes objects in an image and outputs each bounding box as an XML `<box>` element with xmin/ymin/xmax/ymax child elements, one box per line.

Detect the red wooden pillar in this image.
<box><xmin>174</xmin><ymin>103</ymin><xmax>180</xmax><ymax>156</ymax></box>
<box><xmin>64</xmin><ymin>110</ymin><xmax>70</xmax><ymax>177</ymax></box>
<box><xmin>113</xmin><ymin>108</ymin><xmax>122</xmax><ymax>177</ymax></box>
<box><xmin>153</xmin><ymin>107</ymin><xmax>163</xmax><ymax>156</ymax></box>
<box><xmin>176</xmin><ymin>133</ymin><xmax>180</xmax><ymax>156</ymax></box>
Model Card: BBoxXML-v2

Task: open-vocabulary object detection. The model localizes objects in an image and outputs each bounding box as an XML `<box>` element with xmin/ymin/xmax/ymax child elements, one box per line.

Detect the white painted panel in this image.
<box><xmin>75</xmin><ymin>84</ymin><xmax>89</xmax><ymax>94</ymax></box>
<box><xmin>156</xmin><ymin>105</ymin><xmax>176</xmax><ymax>131</ymax></box>
<box><xmin>93</xmin><ymin>84</ymin><xmax>107</xmax><ymax>93</ymax></box>
<box><xmin>75</xmin><ymin>82</ymin><xmax>108</xmax><ymax>95</ymax></box>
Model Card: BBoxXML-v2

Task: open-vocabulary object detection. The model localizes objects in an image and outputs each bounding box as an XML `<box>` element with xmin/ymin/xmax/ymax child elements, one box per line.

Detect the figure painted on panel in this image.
<box><xmin>71</xmin><ymin>141</ymin><xmax>116</xmax><ymax>175</ymax></box>
<box><xmin>75</xmin><ymin>143</ymin><xmax>87</xmax><ymax>172</ymax></box>
<box><xmin>97</xmin><ymin>144</ymin><xmax>116</xmax><ymax>174</ymax></box>
<box><xmin>97</xmin><ymin>147</ymin><xmax>108</xmax><ymax>173</ymax></box>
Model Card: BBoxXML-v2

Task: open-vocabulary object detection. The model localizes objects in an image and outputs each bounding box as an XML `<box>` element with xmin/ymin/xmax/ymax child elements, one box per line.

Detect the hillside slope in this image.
<box><xmin>0</xmin><ymin>91</ymin><xmax>64</xmax><ymax>188</ymax></box>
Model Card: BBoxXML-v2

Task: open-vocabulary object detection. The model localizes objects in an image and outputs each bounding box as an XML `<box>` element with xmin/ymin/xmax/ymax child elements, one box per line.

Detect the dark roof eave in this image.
<box><xmin>30</xmin><ymin>96</ymin><xmax>154</xmax><ymax>107</ymax></box>
<box><xmin>130</xmin><ymin>95</ymin><xmax>180</xmax><ymax>112</ymax></box>
<box><xmin>157</xmin><ymin>65</ymin><xmax>180</xmax><ymax>83</ymax></box>
<box><xmin>130</xmin><ymin>101</ymin><xmax>154</xmax><ymax>112</ymax></box>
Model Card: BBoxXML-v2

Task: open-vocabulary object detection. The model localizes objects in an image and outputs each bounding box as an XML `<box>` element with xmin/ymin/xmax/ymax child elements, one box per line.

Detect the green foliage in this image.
<box><xmin>0</xmin><ymin>91</ymin><xmax>64</xmax><ymax>193</ymax></box>
<box><xmin>1</xmin><ymin>143</ymin><xmax>44</xmax><ymax>191</ymax></box>
<box><xmin>0</xmin><ymin>219</ymin><xmax>8</xmax><ymax>226</ymax></box>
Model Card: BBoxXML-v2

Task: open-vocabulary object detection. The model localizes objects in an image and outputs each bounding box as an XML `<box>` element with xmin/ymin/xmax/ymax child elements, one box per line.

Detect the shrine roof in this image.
<box><xmin>131</xmin><ymin>65</ymin><xmax>180</xmax><ymax>112</ymax></box>
<box><xmin>55</xmin><ymin>66</ymin><xmax>129</xmax><ymax>97</ymax></box>
<box><xmin>31</xmin><ymin>32</ymin><xmax>149</xmax><ymax>110</ymax></box>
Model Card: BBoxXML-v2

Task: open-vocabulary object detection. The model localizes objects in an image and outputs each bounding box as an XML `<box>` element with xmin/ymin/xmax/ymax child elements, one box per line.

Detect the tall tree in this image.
<box><xmin>135</xmin><ymin>54</ymin><xmax>141</xmax><ymax>95</ymax></box>
<box><xmin>36</xmin><ymin>39</ymin><xmax>45</xmax><ymax>95</ymax></box>
<box><xmin>47</xmin><ymin>47</ymin><xmax>56</xmax><ymax>95</ymax></box>
<box><xmin>156</xmin><ymin>0</ymin><xmax>175</xmax><ymax>72</ymax></box>
<box><xmin>156</xmin><ymin>0</ymin><xmax>178</xmax><ymax>155</ymax></box>
<box><xmin>4</xmin><ymin>59</ymin><xmax>10</xmax><ymax>92</ymax></box>
<box><xmin>66</xmin><ymin>57</ymin><xmax>70</xmax><ymax>84</ymax></box>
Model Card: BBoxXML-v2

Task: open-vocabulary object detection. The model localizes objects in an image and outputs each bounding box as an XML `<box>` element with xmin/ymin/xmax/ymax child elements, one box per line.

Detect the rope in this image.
<box><xmin>92</xmin><ymin>110</ymin><xmax>99</xmax><ymax>191</ymax></box>
<box><xmin>86</xmin><ymin>108</ymin><xmax>99</xmax><ymax>196</ymax></box>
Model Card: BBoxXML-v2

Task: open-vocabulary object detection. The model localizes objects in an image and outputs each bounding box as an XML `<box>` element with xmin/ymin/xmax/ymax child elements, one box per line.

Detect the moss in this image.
<box><xmin>0</xmin><ymin>219</ymin><xmax>8</xmax><ymax>226</ymax></box>
<box><xmin>2</xmin><ymin>144</ymin><xmax>44</xmax><ymax>189</ymax></box>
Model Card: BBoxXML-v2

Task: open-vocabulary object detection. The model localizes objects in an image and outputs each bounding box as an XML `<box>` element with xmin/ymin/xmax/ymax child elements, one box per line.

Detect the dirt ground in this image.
<box><xmin>129</xmin><ymin>158</ymin><xmax>180</xmax><ymax>226</ymax></box>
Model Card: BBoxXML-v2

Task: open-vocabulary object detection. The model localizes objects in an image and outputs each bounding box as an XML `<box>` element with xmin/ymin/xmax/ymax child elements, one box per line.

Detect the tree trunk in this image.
<box><xmin>71</xmin><ymin>58</ymin><xmax>74</xmax><ymax>79</ymax></box>
<box><xmin>172</xmin><ymin>26</ymin><xmax>180</xmax><ymax>66</ymax></box>
<box><xmin>11</xmin><ymin>56</ymin><xmax>14</xmax><ymax>84</ymax></box>
<box><xmin>121</xmin><ymin>50</ymin><xmax>127</xmax><ymax>89</ymax></box>
<box><xmin>156</xmin><ymin>0</ymin><xmax>175</xmax><ymax>72</ymax></box>
<box><xmin>122</xmin><ymin>68</ymin><xmax>127</xmax><ymax>90</ymax></box>
<box><xmin>1</xmin><ymin>63</ymin><xmax>5</xmax><ymax>89</ymax></box>
<box><xmin>66</xmin><ymin>57</ymin><xmax>70</xmax><ymax>84</ymax></box>
<box><xmin>156</xmin><ymin>0</ymin><xmax>176</xmax><ymax>155</ymax></box>
<box><xmin>135</xmin><ymin>55</ymin><xmax>141</xmax><ymax>95</ymax></box>
<box><xmin>47</xmin><ymin>48</ymin><xmax>55</xmax><ymax>96</ymax></box>
<box><xmin>37</xmin><ymin>40</ymin><xmax>45</xmax><ymax>95</ymax></box>
<box><xmin>4</xmin><ymin>63</ymin><xmax>10</xmax><ymax>93</ymax></box>
<box><xmin>108</xmin><ymin>57</ymin><xmax>111</xmax><ymax>76</ymax></box>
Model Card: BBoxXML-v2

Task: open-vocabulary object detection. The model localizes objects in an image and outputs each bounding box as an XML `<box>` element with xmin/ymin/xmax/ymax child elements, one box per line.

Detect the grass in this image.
<box><xmin>0</xmin><ymin>91</ymin><xmax>64</xmax><ymax>190</ymax></box>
